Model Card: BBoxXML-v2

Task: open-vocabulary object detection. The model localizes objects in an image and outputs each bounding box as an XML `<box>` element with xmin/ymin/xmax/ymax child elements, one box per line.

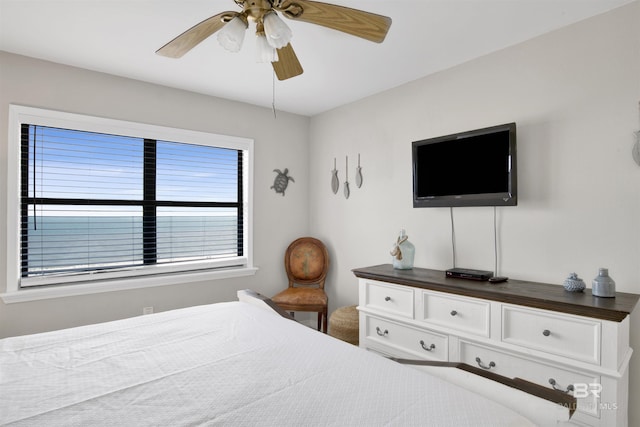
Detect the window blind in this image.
<box><xmin>20</xmin><ymin>124</ymin><xmax>243</xmax><ymax>285</ymax></box>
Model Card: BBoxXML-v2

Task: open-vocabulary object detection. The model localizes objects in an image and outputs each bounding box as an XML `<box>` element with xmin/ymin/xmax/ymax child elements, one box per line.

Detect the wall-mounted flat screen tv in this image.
<box><xmin>412</xmin><ymin>123</ymin><xmax>517</xmax><ymax>208</ymax></box>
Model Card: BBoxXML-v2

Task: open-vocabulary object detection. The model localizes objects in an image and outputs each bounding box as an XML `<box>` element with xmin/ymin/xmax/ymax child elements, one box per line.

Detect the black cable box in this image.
<box><xmin>446</xmin><ymin>268</ymin><xmax>494</xmax><ymax>281</ymax></box>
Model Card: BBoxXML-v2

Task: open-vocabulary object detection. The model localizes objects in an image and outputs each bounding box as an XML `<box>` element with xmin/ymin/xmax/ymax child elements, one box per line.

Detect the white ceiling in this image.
<box><xmin>0</xmin><ymin>0</ymin><xmax>634</xmax><ymax>116</ymax></box>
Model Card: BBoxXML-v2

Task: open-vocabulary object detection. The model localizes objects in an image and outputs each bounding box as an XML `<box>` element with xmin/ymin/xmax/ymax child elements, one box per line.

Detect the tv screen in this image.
<box><xmin>412</xmin><ymin>123</ymin><xmax>517</xmax><ymax>207</ymax></box>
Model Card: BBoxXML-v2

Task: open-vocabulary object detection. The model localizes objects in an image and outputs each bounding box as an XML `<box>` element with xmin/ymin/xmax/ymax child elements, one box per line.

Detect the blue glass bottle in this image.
<box><xmin>592</xmin><ymin>268</ymin><xmax>616</xmax><ymax>297</ymax></box>
<box><xmin>392</xmin><ymin>229</ymin><xmax>415</xmax><ymax>270</ymax></box>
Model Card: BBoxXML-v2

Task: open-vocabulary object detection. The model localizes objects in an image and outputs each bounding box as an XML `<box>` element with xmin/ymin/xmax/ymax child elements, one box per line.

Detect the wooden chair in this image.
<box><xmin>271</xmin><ymin>237</ymin><xmax>329</xmax><ymax>333</ymax></box>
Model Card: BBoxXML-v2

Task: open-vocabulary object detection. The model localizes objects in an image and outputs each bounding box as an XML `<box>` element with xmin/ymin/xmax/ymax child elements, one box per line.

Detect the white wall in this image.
<box><xmin>309</xmin><ymin>1</ymin><xmax>640</xmax><ymax>425</ymax></box>
<box><xmin>0</xmin><ymin>52</ymin><xmax>311</xmax><ymax>337</ymax></box>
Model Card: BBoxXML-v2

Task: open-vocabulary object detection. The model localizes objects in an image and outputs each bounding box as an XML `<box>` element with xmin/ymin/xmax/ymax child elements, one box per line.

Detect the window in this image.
<box><xmin>4</xmin><ymin>106</ymin><xmax>255</xmax><ymax>302</ymax></box>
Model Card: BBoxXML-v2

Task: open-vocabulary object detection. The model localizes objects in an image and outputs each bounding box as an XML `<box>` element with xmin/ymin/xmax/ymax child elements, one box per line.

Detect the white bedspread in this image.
<box><xmin>0</xmin><ymin>301</ymin><xmax>534</xmax><ymax>426</ymax></box>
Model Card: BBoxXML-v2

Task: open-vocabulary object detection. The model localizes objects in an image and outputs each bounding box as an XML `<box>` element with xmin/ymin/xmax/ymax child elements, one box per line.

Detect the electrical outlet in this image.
<box><xmin>143</xmin><ymin>306</ymin><xmax>154</xmax><ymax>315</ymax></box>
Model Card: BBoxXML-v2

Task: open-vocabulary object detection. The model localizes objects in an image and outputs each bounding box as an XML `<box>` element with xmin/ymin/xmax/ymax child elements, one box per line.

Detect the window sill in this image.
<box><xmin>1</xmin><ymin>266</ymin><xmax>258</xmax><ymax>304</ymax></box>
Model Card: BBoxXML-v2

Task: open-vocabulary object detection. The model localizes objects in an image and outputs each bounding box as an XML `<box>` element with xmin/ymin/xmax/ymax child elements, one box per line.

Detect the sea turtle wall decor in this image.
<box><xmin>271</xmin><ymin>168</ymin><xmax>294</xmax><ymax>196</ymax></box>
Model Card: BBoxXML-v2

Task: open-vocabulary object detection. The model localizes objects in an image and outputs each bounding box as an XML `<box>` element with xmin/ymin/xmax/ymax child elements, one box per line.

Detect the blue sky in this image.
<box><xmin>27</xmin><ymin>125</ymin><xmax>239</xmax><ymax>215</ymax></box>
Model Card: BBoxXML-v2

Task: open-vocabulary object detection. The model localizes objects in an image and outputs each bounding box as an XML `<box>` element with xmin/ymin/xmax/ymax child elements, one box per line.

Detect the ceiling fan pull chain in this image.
<box><xmin>272</xmin><ymin>71</ymin><xmax>277</xmax><ymax>119</ymax></box>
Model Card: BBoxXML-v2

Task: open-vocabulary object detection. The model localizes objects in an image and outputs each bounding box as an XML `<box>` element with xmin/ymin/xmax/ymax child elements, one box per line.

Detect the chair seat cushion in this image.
<box><xmin>271</xmin><ymin>287</ymin><xmax>327</xmax><ymax>310</ymax></box>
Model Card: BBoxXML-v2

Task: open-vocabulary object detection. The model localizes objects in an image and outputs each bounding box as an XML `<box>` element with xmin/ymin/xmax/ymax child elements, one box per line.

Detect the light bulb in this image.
<box><xmin>256</xmin><ymin>34</ymin><xmax>279</xmax><ymax>63</ymax></box>
<box><xmin>217</xmin><ymin>16</ymin><xmax>248</xmax><ymax>53</ymax></box>
<box><xmin>263</xmin><ymin>12</ymin><xmax>292</xmax><ymax>49</ymax></box>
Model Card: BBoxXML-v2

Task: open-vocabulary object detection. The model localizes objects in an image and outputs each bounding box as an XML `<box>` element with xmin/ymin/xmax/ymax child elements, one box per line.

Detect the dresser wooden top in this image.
<box><xmin>353</xmin><ymin>264</ymin><xmax>639</xmax><ymax>322</ymax></box>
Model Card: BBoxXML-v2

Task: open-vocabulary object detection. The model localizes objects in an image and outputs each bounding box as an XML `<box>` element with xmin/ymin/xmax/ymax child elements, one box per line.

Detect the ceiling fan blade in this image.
<box><xmin>156</xmin><ymin>11</ymin><xmax>239</xmax><ymax>58</ymax></box>
<box><xmin>275</xmin><ymin>0</ymin><xmax>391</xmax><ymax>43</ymax></box>
<box><xmin>272</xmin><ymin>43</ymin><xmax>304</xmax><ymax>80</ymax></box>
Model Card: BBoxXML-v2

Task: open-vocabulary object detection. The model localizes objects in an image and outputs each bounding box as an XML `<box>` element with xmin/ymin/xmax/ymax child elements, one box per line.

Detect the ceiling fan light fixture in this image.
<box><xmin>256</xmin><ymin>34</ymin><xmax>279</xmax><ymax>63</ymax></box>
<box><xmin>217</xmin><ymin>15</ymin><xmax>248</xmax><ymax>53</ymax></box>
<box><xmin>157</xmin><ymin>1</ymin><xmax>392</xmax><ymax>80</ymax></box>
<box><xmin>263</xmin><ymin>11</ymin><xmax>292</xmax><ymax>49</ymax></box>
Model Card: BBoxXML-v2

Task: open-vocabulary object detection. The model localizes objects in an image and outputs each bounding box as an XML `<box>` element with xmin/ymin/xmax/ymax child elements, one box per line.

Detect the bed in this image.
<box><xmin>0</xmin><ymin>290</ymin><xmax>574</xmax><ymax>426</ymax></box>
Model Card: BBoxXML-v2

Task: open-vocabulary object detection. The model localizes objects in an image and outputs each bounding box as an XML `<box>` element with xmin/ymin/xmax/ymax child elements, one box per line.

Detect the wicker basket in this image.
<box><xmin>329</xmin><ymin>305</ymin><xmax>359</xmax><ymax>346</ymax></box>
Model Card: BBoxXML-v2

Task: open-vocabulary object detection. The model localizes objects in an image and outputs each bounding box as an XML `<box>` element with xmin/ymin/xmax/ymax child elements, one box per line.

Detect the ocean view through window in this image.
<box><xmin>5</xmin><ymin>106</ymin><xmax>254</xmax><ymax>299</ymax></box>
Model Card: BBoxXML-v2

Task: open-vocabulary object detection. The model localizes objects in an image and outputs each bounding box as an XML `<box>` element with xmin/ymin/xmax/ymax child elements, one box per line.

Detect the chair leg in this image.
<box><xmin>317</xmin><ymin>312</ymin><xmax>322</xmax><ymax>331</ymax></box>
<box><xmin>322</xmin><ymin>308</ymin><xmax>328</xmax><ymax>334</ymax></box>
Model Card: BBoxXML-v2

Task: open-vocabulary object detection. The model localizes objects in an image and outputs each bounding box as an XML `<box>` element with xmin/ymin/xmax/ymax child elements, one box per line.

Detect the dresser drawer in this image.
<box><xmin>417</xmin><ymin>290</ymin><xmax>490</xmax><ymax>337</ymax></box>
<box><xmin>363</xmin><ymin>315</ymin><xmax>448</xmax><ymax>361</ymax></box>
<box><xmin>459</xmin><ymin>340</ymin><xmax>600</xmax><ymax>419</ymax></box>
<box><xmin>363</xmin><ymin>280</ymin><xmax>414</xmax><ymax>319</ymax></box>
<box><xmin>502</xmin><ymin>306</ymin><xmax>601</xmax><ymax>365</ymax></box>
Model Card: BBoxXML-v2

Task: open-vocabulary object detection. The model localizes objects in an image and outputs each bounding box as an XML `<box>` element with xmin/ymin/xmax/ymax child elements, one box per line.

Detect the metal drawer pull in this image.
<box><xmin>385</xmin><ymin>296</ymin><xmax>391</xmax><ymax>301</ymax></box>
<box><xmin>542</xmin><ymin>329</ymin><xmax>551</xmax><ymax>336</ymax></box>
<box><xmin>450</xmin><ymin>310</ymin><xmax>458</xmax><ymax>316</ymax></box>
<box><xmin>376</xmin><ymin>327</ymin><xmax>389</xmax><ymax>337</ymax></box>
<box><xmin>420</xmin><ymin>340</ymin><xmax>436</xmax><ymax>351</ymax></box>
<box><xmin>475</xmin><ymin>357</ymin><xmax>496</xmax><ymax>370</ymax></box>
<box><xmin>549</xmin><ymin>378</ymin><xmax>574</xmax><ymax>394</ymax></box>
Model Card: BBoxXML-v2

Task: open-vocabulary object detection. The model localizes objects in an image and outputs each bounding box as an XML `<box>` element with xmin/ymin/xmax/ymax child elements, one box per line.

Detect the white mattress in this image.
<box><xmin>0</xmin><ymin>301</ymin><xmax>535</xmax><ymax>426</ymax></box>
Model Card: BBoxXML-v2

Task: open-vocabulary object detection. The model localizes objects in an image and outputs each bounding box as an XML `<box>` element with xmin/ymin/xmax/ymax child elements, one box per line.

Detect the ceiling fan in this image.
<box><xmin>156</xmin><ymin>0</ymin><xmax>392</xmax><ymax>81</ymax></box>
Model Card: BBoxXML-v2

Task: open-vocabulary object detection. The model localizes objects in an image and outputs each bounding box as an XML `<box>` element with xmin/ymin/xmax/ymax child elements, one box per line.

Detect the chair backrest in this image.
<box><xmin>285</xmin><ymin>237</ymin><xmax>329</xmax><ymax>289</ymax></box>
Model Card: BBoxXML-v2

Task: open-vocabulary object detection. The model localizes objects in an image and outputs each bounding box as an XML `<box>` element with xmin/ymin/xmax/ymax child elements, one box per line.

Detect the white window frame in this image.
<box><xmin>2</xmin><ymin>105</ymin><xmax>256</xmax><ymax>303</ymax></box>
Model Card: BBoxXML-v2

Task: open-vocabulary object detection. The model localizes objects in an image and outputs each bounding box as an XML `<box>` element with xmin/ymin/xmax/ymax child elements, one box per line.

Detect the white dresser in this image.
<box><xmin>354</xmin><ymin>265</ymin><xmax>639</xmax><ymax>427</ymax></box>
